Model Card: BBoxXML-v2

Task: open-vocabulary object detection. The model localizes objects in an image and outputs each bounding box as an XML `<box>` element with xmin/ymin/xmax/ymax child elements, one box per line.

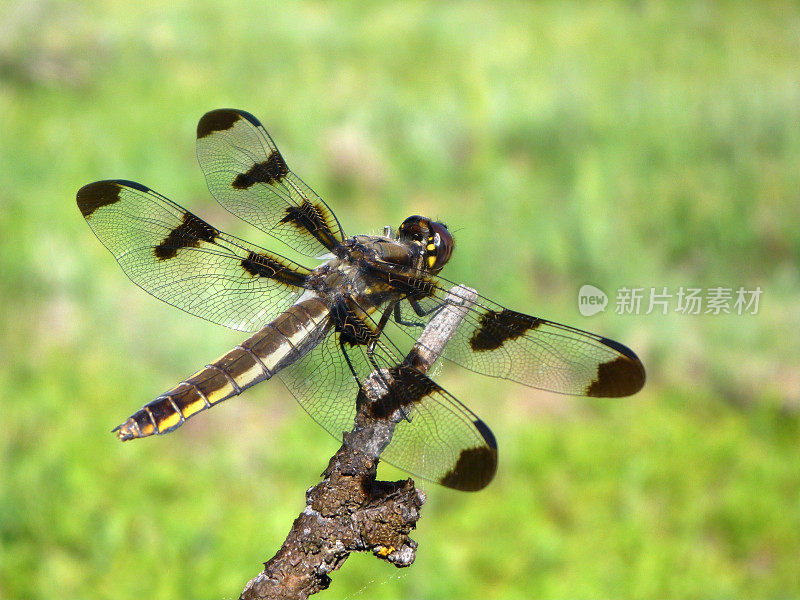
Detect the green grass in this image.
<box><xmin>2</xmin><ymin>1</ymin><xmax>799</xmax><ymax>598</ymax></box>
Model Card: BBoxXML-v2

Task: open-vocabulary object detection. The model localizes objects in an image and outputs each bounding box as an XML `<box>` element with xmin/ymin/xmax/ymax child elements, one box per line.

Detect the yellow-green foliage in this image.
<box><xmin>1</xmin><ymin>1</ymin><xmax>798</xmax><ymax>598</ymax></box>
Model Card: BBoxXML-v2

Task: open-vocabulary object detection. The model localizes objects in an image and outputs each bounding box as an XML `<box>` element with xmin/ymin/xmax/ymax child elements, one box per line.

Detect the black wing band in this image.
<box><xmin>365</xmin><ymin>261</ymin><xmax>645</xmax><ymax>398</ymax></box>
<box><xmin>278</xmin><ymin>300</ymin><xmax>498</xmax><ymax>491</ymax></box>
<box><xmin>196</xmin><ymin>109</ymin><xmax>345</xmax><ymax>256</ymax></box>
<box><xmin>77</xmin><ymin>179</ymin><xmax>311</xmax><ymax>332</ymax></box>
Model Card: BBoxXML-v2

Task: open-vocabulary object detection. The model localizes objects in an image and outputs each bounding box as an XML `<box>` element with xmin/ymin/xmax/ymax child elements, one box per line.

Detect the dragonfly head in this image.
<box><xmin>397</xmin><ymin>215</ymin><xmax>454</xmax><ymax>273</ymax></box>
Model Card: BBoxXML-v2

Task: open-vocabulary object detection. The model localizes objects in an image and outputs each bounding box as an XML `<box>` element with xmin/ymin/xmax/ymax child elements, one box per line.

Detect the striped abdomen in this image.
<box><xmin>114</xmin><ymin>297</ymin><xmax>330</xmax><ymax>440</ymax></box>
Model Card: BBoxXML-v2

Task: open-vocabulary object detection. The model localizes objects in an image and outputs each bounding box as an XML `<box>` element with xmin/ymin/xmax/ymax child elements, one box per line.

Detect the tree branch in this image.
<box><xmin>240</xmin><ymin>286</ymin><xmax>477</xmax><ymax>600</ymax></box>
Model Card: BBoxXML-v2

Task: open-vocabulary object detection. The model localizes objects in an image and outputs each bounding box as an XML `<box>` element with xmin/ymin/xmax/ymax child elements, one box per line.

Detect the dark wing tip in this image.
<box><xmin>77</xmin><ymin>179</ymin><xmax>150</xmax><ymax>217</ymax></box>
<box><xmin>438</xmin><ymin>447</ymin><xmax>498</xmax><ymax>492</ymax></box>
<box><xmin>77</xmin><ymin>180</ymin><xmax>119</xmax><ymax>217</ymax></box>
<box><xmin>586</xmin><ymin>338</ymin><xmax>646</xmax><ymax>397</ymax></box>
<box><xmin>438</xmin><ymin>419</ymin><xmax>498</xmax><ymax>492</ymax></box>
<box><xmin>197</xmin><ymin>108</ymin><xmax>263</xmax><ymax>139</ymax></box>
<box><xmin>599</xmin><ymin>337</ymin><xmax>638</xmax><ymax>361</ymax></box>
<box><xmin>113</xmin><ymin>179</ymin><xmax>150</xmax><ymax>192</ymax></box>
<box><xmin>473</xmin><ymin>417</ymin><xmax>497</xmax><ymax>450</ymax></box>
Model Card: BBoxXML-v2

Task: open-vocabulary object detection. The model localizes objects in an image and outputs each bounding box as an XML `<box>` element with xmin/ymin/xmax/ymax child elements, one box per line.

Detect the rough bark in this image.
<box><xmin>240</xmin><ymin>286</ymin><xmax>477</xmax><ymax>600</ymax></box>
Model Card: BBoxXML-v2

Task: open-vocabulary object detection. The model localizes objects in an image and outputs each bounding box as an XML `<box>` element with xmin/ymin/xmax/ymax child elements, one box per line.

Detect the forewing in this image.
<box><xmin>196</xmin><ymin>109</ymin><xmax>345</xmax><ymax>256</ymax></box>
<box><xmin>390</xmin><ymin>277</ymin><xmax>646</xmax><ymax>398</ymax></box>
<box><xmin>76</xmin><ymin>179</ymin><xmax>311</xmax><ymax>332</ymax></box>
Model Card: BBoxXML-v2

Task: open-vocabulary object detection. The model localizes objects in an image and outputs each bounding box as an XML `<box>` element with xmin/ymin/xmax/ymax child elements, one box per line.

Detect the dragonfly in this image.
<box><xmin>77</xmin><ymin>109</ymin><xmax>645</xmax><ymax>491</ymax></box>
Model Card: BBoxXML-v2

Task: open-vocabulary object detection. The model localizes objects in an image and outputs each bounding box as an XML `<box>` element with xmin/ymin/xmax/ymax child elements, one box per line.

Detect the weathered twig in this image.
<box><xmin>240</xmin><ymin>286</ymin><xmax>477</xmax><ymax>600</ymax></box>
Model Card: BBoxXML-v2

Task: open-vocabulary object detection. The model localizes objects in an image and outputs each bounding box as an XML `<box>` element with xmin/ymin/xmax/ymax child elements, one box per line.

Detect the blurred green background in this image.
<box><xmin>2</xmin><ymin>1</ymin><xmax>799</xmax><ymax>598</ymax></box>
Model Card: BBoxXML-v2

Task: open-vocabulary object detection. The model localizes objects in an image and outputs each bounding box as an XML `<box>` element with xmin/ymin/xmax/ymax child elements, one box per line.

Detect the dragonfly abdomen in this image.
<box><xmin>114</xmin><ymin>297</ymin><xmax>331</xmax><ymax>440</ymax></box>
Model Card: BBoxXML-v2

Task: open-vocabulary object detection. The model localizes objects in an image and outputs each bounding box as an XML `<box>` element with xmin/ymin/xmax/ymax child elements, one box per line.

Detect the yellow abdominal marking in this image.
<box><xmin>261</xmin><ymin>343</ymin><xmax>294</xmax><ymax>372</ymax></box>
<box><xmin>180</xmin><ymin>395</ymin><xmax>207</xmax><ymax>418</ymax></box>
<box><xmin>236</xmin><ymin>362</ymin><xmax>266</xmax><ymax>387</ymax></box>
<box><xmin>138</xmin><ymin>420</ymin><xmax>155</xmax><ymax>437</ymax></box>
<box><xmin>157</xmin><ymin>410</ymin><xmax>181</xmax><ymax>431</ymax></box>
<box><xmin>206</xmin><ymin>380</ymin><xmax>235</xmax><ymax>404</ymax></box>
<box><xmin>286</xmin><ymin>324</ymin><xmax>311</xmax><ymax>347</ymax></box>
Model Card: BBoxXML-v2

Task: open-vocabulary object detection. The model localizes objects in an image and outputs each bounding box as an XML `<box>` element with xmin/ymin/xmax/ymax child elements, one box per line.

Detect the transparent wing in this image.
<box><xmin>369</xmin><ymin>263</ymin><xmax>646</xmax><ymax>397</ymax></box>
<box><xmin>77</xmin><ymin>179</ymin><xmax>311</xmax><ymax>332</ymax></box>
<box><xmin>196</xmin><ymin>109</ymin><xmax>345</xmax><ymax>257</ymax></box>
<box><xmin>278</xmin><ymin>311</ymin><xmax>497</xmax><ymax>491</ymax></box>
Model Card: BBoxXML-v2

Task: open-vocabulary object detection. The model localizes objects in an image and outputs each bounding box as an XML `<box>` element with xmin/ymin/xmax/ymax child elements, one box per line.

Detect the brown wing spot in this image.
<box><xmin>381</xmin><ymin>270</ymin><xmax>435</xmax><ymax>296</ymax></box>
<box><xmin>241</xmin><ymin>251</ymin><xmax>308</xmax><ymax>287</ymax></box>
<box><xmin>196</xmin><ymin>109</ymin><xmax>242</xmax><ymax>139</ymax></box>
<box><xmin>279</xmin><ymin>199</ymin><xmax>338</xmax><ymax>249</ymax></box>
<box><xmin>469</xmin><ymin>309</ymin><xmax>543</xmax><ymax>352</ymax></box>
<box><xmin>365</xmin><ymin>364</ymin><xmax>441</xmax><ymax>420</ymax></box>
<box><xmin>364</xmin><ymin>262</ymin><xmax>436</xmax><ymax>300</ymax></box>
<box><xmin>77</xmin><ymin>180</ymin><xmax>147</xmax><ymax>217</ymax></box>
<box><xmin>438</xmin><ymin>421</ymin><xmax>498</xmax><ymax>492</ymax></box>
<box><xmin>232</xmin><ymin>151</ymin><xmax>289</xmax><ymax>189</ymax></box>
<box><xmin>154</xmin><ymin>212</ymin><xmax>219</xmax><ymax>260</ymax></box>
<box><xmin>333</xmin><ymin>300</ymin><xmax>377</xmax><ymax>347</ymax></box>
<box><xmin>586</xmin><ymin>345</ymin><xmax>646</xmax><ymax>398</ymax></box>
<box><xmin>404</xmin><ymin>346</ymin><xmax>427</xmax><ymax>372</ymax></box>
